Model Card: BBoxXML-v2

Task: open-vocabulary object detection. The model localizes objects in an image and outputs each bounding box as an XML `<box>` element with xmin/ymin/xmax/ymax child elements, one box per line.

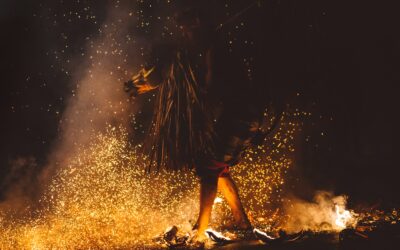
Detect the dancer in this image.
<box><xmin>125</xmin><ymin>7</ymin><xmax>262</xmax><ymax>243</ymax></box>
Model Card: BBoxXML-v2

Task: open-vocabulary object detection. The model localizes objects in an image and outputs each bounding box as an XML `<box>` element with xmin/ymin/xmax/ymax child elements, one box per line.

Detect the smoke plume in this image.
<box><xmin>41</xmin><ymin>3</ymin><xmax>140</xmax><ymax>181</ymax></box>
<box><xmin>282</xmin><ymin>191</ymin><xmax>357</xmax><ymax>232</ymax></box>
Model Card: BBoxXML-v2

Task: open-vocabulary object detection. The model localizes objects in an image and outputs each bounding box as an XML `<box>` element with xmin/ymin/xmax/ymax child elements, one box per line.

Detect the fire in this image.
<box><xmin>281</xmin><ymin>192</ymin><xmax>359</xmax><ymax>233</ymax></box>
<box><xmin>335</xmin><ymin>204</ymin><xmax>353</xmax><ymax>229</ymax></box>
<box><xmin>0</xmin><ymin>115</ymin><xmax>301</xmax><ymax>249</ymax></box>
<box><xmin>214</xmin><ymin>197</ymin><xmax>223</xmax><ymax>204</ymax></box>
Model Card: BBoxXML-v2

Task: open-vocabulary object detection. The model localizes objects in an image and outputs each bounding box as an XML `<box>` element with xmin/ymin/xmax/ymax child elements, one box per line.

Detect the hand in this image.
<box><xmin>124</xmin><ymin>67</ymin><xmax>157</xmax><ymax>96</ymax></box>
<box><xmin>132</xmin><ymin>67</ymin><xmax>153</xmax><ymax>83</ymax></box>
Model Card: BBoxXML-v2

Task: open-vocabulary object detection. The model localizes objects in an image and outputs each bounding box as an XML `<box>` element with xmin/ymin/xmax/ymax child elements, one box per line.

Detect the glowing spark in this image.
<box><xmin>0</xmin><ymin>107</ymin><xmax>303</xmax><ymax>249</ymax></box>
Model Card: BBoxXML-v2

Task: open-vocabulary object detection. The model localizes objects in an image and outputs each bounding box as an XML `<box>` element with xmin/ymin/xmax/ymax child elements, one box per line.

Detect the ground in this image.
<box><xmin>213</xmin><ymin>231</ymin><xmax>399</xmax><ymax>250</ymax></box>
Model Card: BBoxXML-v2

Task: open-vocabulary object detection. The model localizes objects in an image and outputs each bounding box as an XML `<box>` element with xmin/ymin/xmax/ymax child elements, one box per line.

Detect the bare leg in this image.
<box><xmin>218</xmin><ymin>174</ymin><xmax>252</xmax><ymax>229</ymax></box>
<box><xmin>194</xmin><ymin>175</ymin><xmax>218</xmax><ymax>241</ymax></box>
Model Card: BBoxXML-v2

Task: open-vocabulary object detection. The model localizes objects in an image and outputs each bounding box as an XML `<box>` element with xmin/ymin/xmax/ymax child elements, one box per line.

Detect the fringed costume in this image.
<box><xmin>129</xmin><ymin>40</ymin><xmax>262</xmax><ymax>178</ymax></box>
<box><xmin>148</xmin><ymin>50</ymin><xmax>215</xmax><ymax>171</ymax></box>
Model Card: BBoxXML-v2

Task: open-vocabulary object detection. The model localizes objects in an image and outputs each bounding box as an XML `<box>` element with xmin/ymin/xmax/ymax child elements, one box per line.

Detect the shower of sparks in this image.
<box><xmin>0</xmin><ymin>109</ymin><xmax>305</xmax><ymax>249</ymax></box>
<box><xmin>0</xmin><ymin>0</ymin><xmax>344</xmax><ymax>248</ymax></box>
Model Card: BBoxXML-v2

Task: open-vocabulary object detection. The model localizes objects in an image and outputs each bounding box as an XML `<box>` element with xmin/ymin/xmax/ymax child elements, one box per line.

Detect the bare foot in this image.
<box><xmin>187</xmin><ymin>231</ymin><xmax>206</xmax><ymax>249</ymax></box>
<box><xmin>190</xmin><ymin>230</ymin><xmax>208</xmax><ymax>243</ymax></box>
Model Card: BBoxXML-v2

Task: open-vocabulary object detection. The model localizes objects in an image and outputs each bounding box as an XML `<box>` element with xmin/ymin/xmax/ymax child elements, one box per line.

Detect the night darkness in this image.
<box><xmin>0</xmin><ymin>0</ymin><xmax>400</xmax><ymax>248</ymax></box>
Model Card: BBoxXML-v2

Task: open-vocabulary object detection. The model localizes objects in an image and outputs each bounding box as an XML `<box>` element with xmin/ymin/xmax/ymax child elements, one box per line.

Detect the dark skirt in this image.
<box><xmin>195</xmin><ymin>103</ymin><xmax>261</xmax><ymax>178</ymax></box>
<box><xmin>147</xmin><ymin>50</ymin><xmax>261</xmax><ymax>175</ymax></box>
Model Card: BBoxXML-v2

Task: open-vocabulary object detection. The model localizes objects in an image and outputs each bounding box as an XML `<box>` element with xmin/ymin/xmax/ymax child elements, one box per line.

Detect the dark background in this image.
<box><xmin>0</xmin><ymin>0</ymin><xmax>399</xmax><ymax>206</ymax></box>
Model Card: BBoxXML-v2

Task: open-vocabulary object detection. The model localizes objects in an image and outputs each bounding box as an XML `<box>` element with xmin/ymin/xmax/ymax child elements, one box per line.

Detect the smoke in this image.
<box><xmin>282</xmin><ymin>191</ymin><xmax>356</xmax><ymax>233</ymax></box>
<box><xmin>0</xmin><ymin>157</ymin><xmax>39</xmax><ymax>217</ymax></box>
<box><xmin>40</xmin><ymin>2</ymin><xmax>141</xmax><ymax>183</ymax></box>
<box><xmin>0</xmin><ymin>1</ymin><xmax>143</xmax><ymax>216</ymax></box>
<box><xmin>0</xmin><ymin>1</ymin><xmax>309</xmax><ymax>248</ymax></box>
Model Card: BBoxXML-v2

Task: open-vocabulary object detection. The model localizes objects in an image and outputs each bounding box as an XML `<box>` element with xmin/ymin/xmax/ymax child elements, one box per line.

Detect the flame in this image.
<box><xmin>335</xmin><ymin>204</ymin><xmax>353</xmax><ymax>229</ymax></box>
<box><xmin>282</xmin><ymin>192</ymin><xmax>359</xmax><ymax>233</ymax></box>
<box><xmin>214</xmin><ymin>197</ymin><xmax>223</xmax><ymax>204</ymax></box>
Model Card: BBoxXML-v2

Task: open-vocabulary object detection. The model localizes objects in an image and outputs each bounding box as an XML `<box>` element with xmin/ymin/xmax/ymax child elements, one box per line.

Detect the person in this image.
<box><xmin>125</xmin><ymin>7</ymin><xmax>263</xmax><ymax>243</ymax></box>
